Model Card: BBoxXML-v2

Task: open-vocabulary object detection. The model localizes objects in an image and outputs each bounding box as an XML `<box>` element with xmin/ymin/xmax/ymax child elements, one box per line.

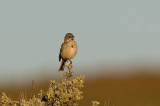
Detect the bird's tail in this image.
<box><xmin>58</xmin><ymin>60</ymin><xmax>66</xmax><ymax>71</ymax></box>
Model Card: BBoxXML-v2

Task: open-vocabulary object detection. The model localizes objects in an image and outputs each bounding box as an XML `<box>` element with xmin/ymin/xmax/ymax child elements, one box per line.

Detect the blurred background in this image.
<box><xmin>0</xmin><ymin>0</ymin><xmax>160</xmax><ymax>106</ymax></box>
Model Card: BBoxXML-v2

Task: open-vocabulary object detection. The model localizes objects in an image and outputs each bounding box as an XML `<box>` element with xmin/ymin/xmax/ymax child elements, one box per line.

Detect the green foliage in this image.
<box><xmin>41</xmin><ymin>75</ymin><xmax>85</xmax><ymax>105</ymax></box>
<box><xmin>0</xmin><ymin>64</ymin><xmax>99</xmax><ymax>106</ymax></box>
<box><xmin>0</xmin><ymin>92</ymin><xmax>12</xmax><ymax>106</ymax></box>
<box><xmin>19</xmin><ymin>97</ymin><xmax>45</xmax><ymax>106</ymax></box>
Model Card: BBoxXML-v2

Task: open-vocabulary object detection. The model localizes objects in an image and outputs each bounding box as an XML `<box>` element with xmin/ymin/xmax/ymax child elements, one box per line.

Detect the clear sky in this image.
<box><xmin>0</xmin><ymin>0</ymin><xmax>160</xmax><ymax>82</ymax></box>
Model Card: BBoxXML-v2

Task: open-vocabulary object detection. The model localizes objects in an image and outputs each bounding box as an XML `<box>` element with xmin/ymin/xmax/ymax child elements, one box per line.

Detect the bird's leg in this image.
<box><xmin>69</xmin><ymin>59</ymin><xmax>72</xmax><ymax>64</ymax></box>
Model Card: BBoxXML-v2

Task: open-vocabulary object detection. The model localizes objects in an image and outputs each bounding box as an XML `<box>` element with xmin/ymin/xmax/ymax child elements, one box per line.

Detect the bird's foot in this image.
<box><xmin>69</xmin><ymin>59</ymin><xmax>72</xmax><ymax>64</ymax></box>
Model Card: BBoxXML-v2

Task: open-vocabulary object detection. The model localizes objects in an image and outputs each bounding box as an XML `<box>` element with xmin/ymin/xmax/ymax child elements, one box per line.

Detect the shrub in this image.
<box><xmin>0</xmin><ymin>64</ymin><xmax>99</xmax><ymax>106</ymax></box>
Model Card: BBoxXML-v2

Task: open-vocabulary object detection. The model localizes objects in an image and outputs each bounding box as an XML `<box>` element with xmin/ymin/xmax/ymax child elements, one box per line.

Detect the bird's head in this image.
<box><xmin>64</xmin><ymin>33</ymin><xmax>75</xmax><ymax>42</ymax></box>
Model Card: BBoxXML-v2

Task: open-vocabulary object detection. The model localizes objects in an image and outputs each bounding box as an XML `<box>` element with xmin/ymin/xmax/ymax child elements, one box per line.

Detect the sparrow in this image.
<box><xmin>58</xmin><ymin>33</ymin><xmax>77</xmax><ymax>71</ymax></box>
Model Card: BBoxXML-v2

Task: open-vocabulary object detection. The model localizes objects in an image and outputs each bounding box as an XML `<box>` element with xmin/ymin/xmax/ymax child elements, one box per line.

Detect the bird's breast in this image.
<box><xmin>61</xmin><ymin>41</ymin><xmax>77</xmax><ymax>59</ymax></box>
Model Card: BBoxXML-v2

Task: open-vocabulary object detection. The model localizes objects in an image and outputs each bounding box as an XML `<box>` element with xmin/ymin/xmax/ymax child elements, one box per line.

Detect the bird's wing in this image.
<box><xmin>59</xmin><ymin>42</ymin><xmax>66</xmax><ymax>62</ymax></box>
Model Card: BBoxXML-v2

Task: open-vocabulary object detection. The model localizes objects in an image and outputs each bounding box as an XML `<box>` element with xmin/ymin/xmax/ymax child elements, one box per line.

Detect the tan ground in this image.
<box><xmin>1</xmin><ymin>70</ymin><xmax>160</xmax><ymax>106</ymax></box>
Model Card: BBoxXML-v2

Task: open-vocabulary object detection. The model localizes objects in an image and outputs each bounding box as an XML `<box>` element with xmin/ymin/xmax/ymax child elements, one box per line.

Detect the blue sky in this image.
<box><xmin>0</xmin><ymin>0</ymin><xmax>160</xmax><ymax>82</ymax></box>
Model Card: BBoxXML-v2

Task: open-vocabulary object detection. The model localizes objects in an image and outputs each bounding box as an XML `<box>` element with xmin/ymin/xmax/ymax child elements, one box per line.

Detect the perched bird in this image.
<box><xmin>58</xmin><ymin>33</ymin><xmax>77</xmax><ymax>71</ymax></box>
